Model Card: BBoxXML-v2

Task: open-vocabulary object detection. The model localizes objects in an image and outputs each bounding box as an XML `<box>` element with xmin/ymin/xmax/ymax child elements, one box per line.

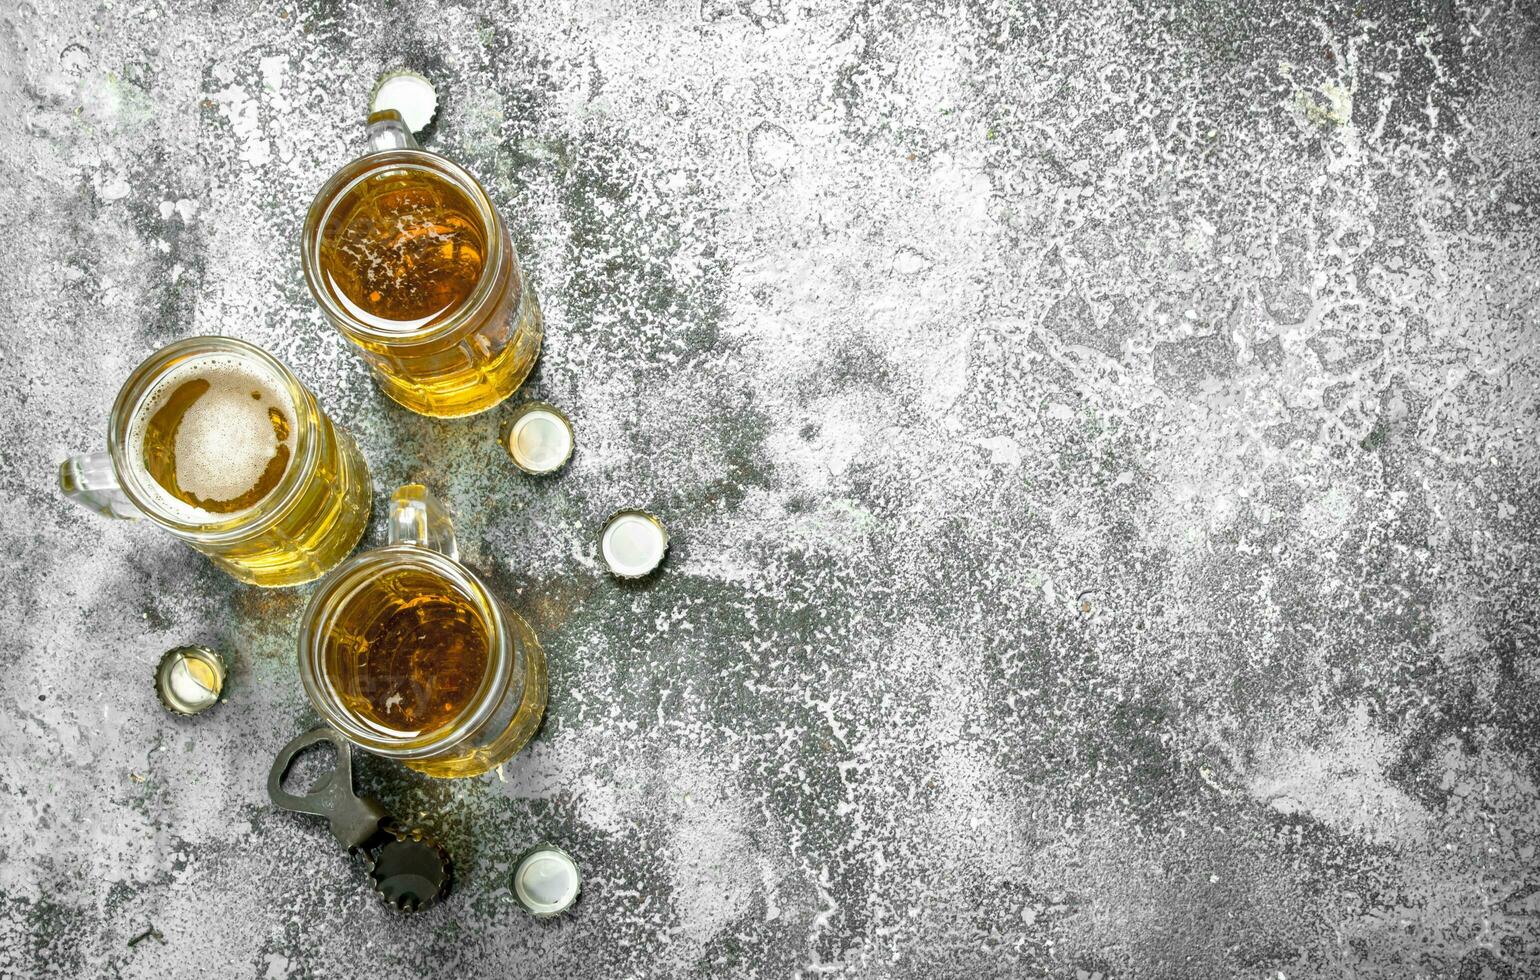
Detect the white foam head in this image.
<box><xmin>128</xmin><ymin>355</ymin><xmax>296</xmax><ymax>524</ymax></box>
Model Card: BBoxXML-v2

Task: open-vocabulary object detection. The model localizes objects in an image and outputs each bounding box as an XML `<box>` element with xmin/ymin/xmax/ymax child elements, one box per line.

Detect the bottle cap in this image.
<box><xmin>368</xmin><ymin>69</ymin><xmax>438</xmax><ymax>133</ymax></box>
<box><xmin>367</xmin><ymin>822</ymin><xmax>453</xmax><ymax>913</ymax></box>
<box><xmin>599</xmin><ymin>509</ymin><xmax>669</xmax><ymax>578</ymax></box>
<box><xmin>501</xmin><ymin>402</ymin><xmax>575</xmax><ymax>476</ymax></box>
<box><xmin>512</xmin><ymin>844</ymin><xmax>580</xmax><ymax>918</ymax></box>
<box><xmin>155</xmin><ymin>646</ymin><xmax>226</xmax><ymax>716</ymax></box>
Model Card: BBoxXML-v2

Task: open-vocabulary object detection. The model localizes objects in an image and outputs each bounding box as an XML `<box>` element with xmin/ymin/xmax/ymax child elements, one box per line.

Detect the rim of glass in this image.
<box><xmin>297</xmin><ymin>545</ymin><xmax>512</xmax><ymax>759</ymax></box>
<box><xmin>106</xmin><ymin>336</ymin><xmax>321</xmax><ymax>541</ymax></box>
<box><xmin>301</xmin><ymin>149</ymin><xmax>505</xmax><ymax>347</ymax></box>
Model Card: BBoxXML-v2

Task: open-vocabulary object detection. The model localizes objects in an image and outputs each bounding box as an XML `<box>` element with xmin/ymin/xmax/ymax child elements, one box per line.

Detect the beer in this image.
<box><xmin>125</xmin><ymin>350</ymin><xmax>371</xmax><ymax>586</ymax></box>
<box><xmin>132</xmin><ymin>358</ymin><xmax>295</xmax><ymax>521</ymax></box>
<box><xmin>316</xmin><ymin>167</ymin><xmax>486</xmax><ymax>332</ymax></box>
<box><xmin>62</xmin><ymin>338</ymin><xmax>374</xmax><ymax>587</ymax></box>
<box><xmin>320</xmin><ymin>565</ymin><xmax>491</xmax><ymax>738</ymax></box>
<box><xmin>303</xmin><ymin>136</ymin><xmax>542</xmax><ymax>419</ymax></box>
<box><xmin>299</xmin><ymin>487</ymin><xmax>548</xmax><ymax>778</ymax></box>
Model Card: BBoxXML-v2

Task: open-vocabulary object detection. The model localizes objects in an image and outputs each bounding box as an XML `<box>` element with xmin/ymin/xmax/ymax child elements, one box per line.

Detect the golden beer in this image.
<box><xmin>316</xmin><ymin>167</ymin><xmax>486</xmax><ymax>328</ymax></box>
<box><xmin>302</xmin><ymin>115</ymin><xmax>542</xmax><ymax>418</ymax></box>
<box><xmin>60</xmin><ymin>338</ymin><xmax>372</xmax><ymax>587</ymax></box>
<box><xmin>321</xmin><ymin>565</ymin><xmax>493</xmax><ymax>738</ymax></box>
<box><xmin>299</xmin><ymin>486</ymin><xmax>547</xmax><ymax>778</ymax></box>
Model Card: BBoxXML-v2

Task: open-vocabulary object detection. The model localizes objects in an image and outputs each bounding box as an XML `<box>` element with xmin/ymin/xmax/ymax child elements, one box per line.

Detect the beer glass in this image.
<box><xmin>298</xmin><ymin>485</ymin><xmax>548</xmax><ymax>778</ymax></box>
<box><xmin>301</xmin><ymin>111</ymin><xmax>543</xmax><ymax>418</ymax></box>
<box><xmin>59</xmin><ymin>337</ymin><xmax>372</xmax><ymax>587</ymax></box>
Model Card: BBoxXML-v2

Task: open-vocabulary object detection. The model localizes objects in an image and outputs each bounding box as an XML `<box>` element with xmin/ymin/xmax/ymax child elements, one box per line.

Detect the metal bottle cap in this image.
<box><xmin>512</xmin><ymin>844</ymin><xmax>580</xmax><ymax>918</ymax></box>
<box><xmin>368</xmin><ymin>822</ymin><xmax>453</xmax><ymax>913</ymax></box>
<box><xmin>155</xmin><ymin>646</ymin><xmax>226</xmax><ymax>716</ymax></box>
<box><xmin>600</xmin><ymin>509</ymin><xmax>669</xmax><ymax>578</ymax></box>
<box><xmin>501</xmin><ymin>402</ymin><xmax>575</xmax><ymax>476</ymax></box>
<box><xmin>368</xmin><ymin>69</ymin><xmax>438</xmax><ymax>133</ymax></box>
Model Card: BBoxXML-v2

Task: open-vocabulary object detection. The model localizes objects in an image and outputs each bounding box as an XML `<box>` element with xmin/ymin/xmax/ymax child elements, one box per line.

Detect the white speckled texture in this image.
<box><xmin>2</xmin><ymin>0</ymin><xmax>1538</xmax><ymax>977</ymax></box>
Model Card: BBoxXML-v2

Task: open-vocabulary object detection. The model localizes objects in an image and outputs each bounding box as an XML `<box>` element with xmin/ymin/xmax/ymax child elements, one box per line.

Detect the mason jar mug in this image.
<box><xmin>58</xmin><ymin>336</ymin><xmax>373</xmax><ymax>587</ymax></box>
<box><xmin>297</xmin><ymin>485</ymin><xmax>548</xmax><ymax>778</ymax></box>
<box><xmin>301</xmin><ymin>110</ymin><xmax>543</xmax><ymax>419</ymax></box>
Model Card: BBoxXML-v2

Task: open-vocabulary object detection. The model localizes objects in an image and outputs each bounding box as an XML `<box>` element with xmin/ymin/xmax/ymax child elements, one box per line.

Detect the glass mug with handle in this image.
<box><xmin>298</xmin><ymin>485</ymin><xmax>548</xmax><ymax>778</ymax></box>
<box><xmin>301</xmin><ymin>110</ymin><xmax>543</xmax><ymax>418</ymax></box>
<box><xmin>58</xmin><ymin>336</ymin><xmax>373</xmax><ymax>587</ymax></box>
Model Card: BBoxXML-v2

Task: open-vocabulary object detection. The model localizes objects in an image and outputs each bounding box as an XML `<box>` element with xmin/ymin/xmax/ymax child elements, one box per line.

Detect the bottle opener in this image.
<box><xmin>268</xmin><ymin>727</ymin><xmax>452</xmax><ymax>912</ymax></box>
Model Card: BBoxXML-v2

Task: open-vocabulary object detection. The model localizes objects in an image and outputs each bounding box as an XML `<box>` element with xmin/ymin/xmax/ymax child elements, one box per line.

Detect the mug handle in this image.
<box><xmin>367</xmin><ymin>109</ymin><xmax>420</xmax><ymax>153</ymax></box>
<box><xmin>59</xmin><ymin>451</ymin><xmax>139</xmax><ymax>520</ymax></box>
<box><xmin>388</xmin><ymin>484</ymin><xmax>457</xmax><ymax>560</ymax></box>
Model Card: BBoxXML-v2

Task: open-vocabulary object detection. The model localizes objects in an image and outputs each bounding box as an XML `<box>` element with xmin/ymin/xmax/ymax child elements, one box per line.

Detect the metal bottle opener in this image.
<box><xmin>268</xmin><ymin>728</ymin><xmax>452</xmax><ymax>912</ymax></box>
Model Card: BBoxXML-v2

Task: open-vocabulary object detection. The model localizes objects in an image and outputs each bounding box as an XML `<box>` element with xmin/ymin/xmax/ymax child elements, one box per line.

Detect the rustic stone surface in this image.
<box><xmin>3</xmin><ymin>1</ymin><xmax>1539</xmax><ymax>977</ymax></box>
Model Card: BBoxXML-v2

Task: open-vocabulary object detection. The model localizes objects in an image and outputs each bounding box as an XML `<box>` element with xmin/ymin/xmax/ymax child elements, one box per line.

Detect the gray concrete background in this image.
<box><xmin>2</xmin><ymin>0</ymin><xmax>1539</xmax><ymax>977</ymax></box>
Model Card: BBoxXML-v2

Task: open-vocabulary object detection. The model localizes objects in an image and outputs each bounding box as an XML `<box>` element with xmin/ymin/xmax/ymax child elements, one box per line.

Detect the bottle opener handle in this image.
<box><xmin>267</xmin><ymin>727</ymin><xmax>389</xmax><ymax>852</ymax></box>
